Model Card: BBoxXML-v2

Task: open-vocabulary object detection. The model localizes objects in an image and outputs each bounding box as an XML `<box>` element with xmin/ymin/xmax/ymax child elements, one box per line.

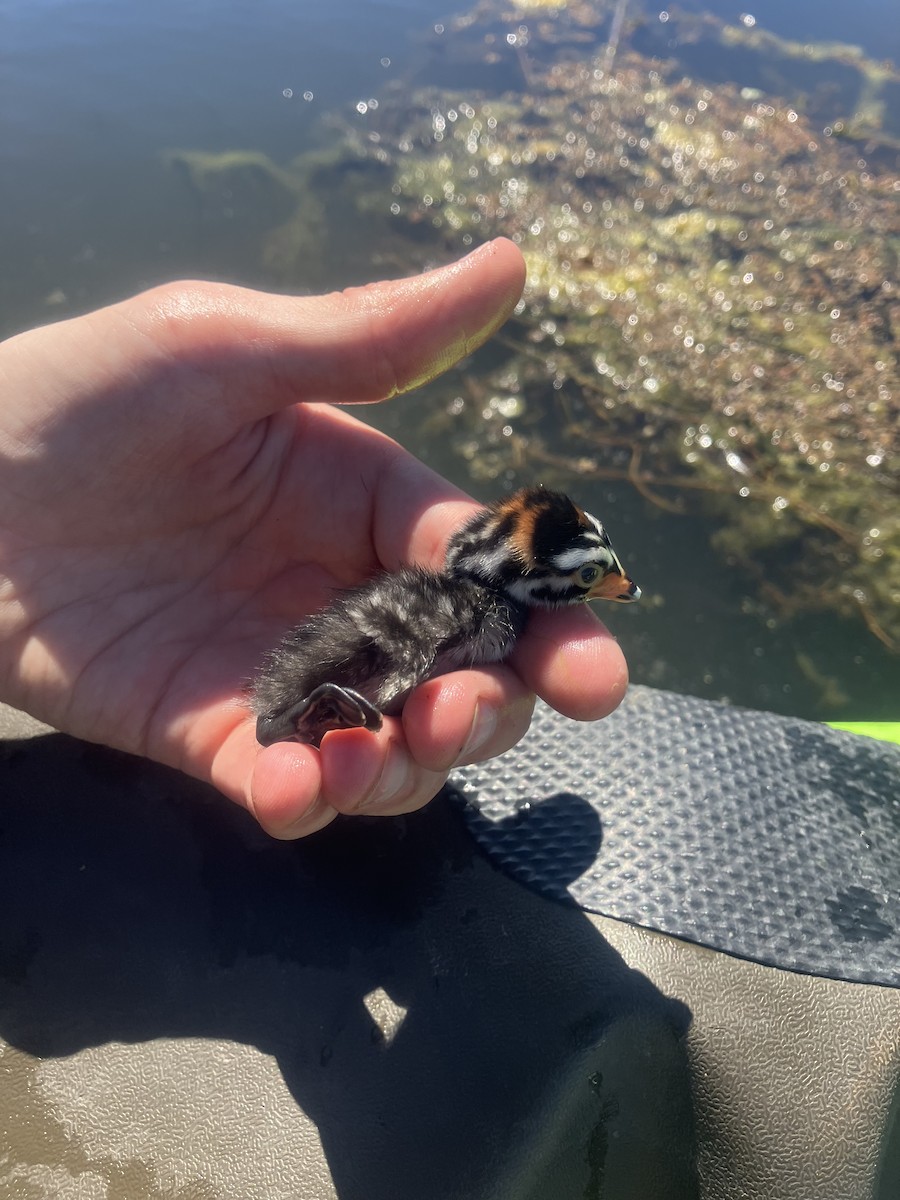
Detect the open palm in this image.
<box><xmin>0</xmin><ymin>241</ymin><xmax>628</xmax><ymax>836</ymax></box>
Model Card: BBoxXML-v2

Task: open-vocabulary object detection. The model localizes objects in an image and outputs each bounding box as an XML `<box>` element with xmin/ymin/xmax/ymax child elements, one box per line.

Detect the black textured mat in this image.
<box><xmin>451</xmin><ymin>687</ymin><xmax>900</xmax><ymax>987</ymax></box>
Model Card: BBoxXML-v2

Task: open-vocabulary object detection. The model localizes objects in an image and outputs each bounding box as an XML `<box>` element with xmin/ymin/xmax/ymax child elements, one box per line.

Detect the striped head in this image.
<box><xmin>444</xmin><ymin>487</ymin><xmax>641</xmax><ymax>608</ymax></box>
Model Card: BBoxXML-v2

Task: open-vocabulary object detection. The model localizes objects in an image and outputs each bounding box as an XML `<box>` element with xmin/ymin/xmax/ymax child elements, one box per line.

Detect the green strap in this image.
<box><xmin>827</xmin><ymin>722</ymin><xmax>900</xmax><ymax>747</ymax></box>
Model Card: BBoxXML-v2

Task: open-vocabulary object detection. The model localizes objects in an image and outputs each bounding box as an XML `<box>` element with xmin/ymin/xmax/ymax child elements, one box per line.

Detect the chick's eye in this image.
<box><xmin>578</xmin><ymin>564</ymin><xmax>601</xmax><ymax>586</ymax></box>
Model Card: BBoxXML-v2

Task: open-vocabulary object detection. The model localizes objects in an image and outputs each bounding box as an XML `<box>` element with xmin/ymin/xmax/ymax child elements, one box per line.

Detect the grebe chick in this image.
<box><xmin>252</xmin><ymin>486</ymin><xmax>640</xmax><ymax>747</ymax></box>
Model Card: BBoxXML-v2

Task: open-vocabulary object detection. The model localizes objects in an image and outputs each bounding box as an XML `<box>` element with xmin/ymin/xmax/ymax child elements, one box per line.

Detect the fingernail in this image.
<box><xmin>359</xmin><ymin>744</ymin><xmax>409</xmax><ymax>811</ymax></box>
<box><xmin>459</xmin><ymin>702</ymin><xmax>498</xmax><ymax>763</ymax></box>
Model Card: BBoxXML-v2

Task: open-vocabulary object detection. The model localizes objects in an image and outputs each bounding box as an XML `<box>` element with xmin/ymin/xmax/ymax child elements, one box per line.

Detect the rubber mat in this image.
<box><xmin>452</xmin><ymin>686</ymin><xmax>900</xmax><ymax>987</ymax></box>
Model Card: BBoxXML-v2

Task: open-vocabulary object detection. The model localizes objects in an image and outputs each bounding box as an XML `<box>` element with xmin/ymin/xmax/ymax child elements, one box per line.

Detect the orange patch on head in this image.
<box><xmin>497</xmin><ymin>491</ymin><xmax>542</xmax><ymax>568</ymax></box>
<box><xmin>588</xmin><ymin>570</ymin><xmax>640</xmax><ymax>602</ymax></box>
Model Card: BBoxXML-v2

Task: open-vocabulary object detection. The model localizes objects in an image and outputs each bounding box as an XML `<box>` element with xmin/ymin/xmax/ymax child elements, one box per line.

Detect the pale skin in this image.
<box><xmin>0</xmin><ymin>238</ymin><xmax>628</xmax><ymax>838</ymax></box>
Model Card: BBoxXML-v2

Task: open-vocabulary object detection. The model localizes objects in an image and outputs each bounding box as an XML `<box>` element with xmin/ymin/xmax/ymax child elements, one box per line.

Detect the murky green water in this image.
<box><xmin>2</xmin><ymin>0</ymin><xmax>897</xmax><ymax>720</ymax></box>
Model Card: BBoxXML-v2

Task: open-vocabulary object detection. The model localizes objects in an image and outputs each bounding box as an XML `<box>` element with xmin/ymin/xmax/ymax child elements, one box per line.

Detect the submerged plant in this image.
<box><xmin>343</xmin><ymin>0</ymin><xmax>900</xmax><ymax>646</ymax></box>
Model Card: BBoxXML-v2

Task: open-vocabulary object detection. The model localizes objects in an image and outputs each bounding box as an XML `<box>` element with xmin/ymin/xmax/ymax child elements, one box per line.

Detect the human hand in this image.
<box><xmin>0</xmin><ymin>239</ymin><xmax>629</xmax><ymax>837</ymax></box>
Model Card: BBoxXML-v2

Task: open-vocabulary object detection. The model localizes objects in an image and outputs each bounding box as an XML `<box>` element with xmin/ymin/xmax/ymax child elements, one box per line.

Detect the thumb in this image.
<box><xmin>120</xmin><ymin>238</ymin><xmax>527</xmax><ymax>416</ymax></box>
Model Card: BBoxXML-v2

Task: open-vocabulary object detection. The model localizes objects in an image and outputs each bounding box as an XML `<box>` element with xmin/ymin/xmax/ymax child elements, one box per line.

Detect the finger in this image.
<box><xmin>316</xmin><ymin>667</ymin><xmax>536</xmax><ymax>816</ymax></box>
<box><xmin>248</xmin><ymin>742</ymin><xmax>341</xmax><ymax>839</ymax></box>
<box><xmin>318</xmin><ymin>722</ymin><xmax>449</xmax><ymax>817</ymax></box>
<box><xmin>258</xmin><ymin>400</ymin><xmax>474</xmax><ymax>572</ymax></box>
<box><xmin>209</xmin><ymin>721</ymin><xmax>340</xmax><ymax>839</ymax></box>
<box><xmin>130</xmin><ymin>237</ymin><xmax>526</xmax><ymax>417</ymax></box>
<box><xmin>510</xmin><ymin>606</ymin><xmax>630</xmax><ymax>721</ymax></box>
<box><xmin>401</xmin><ymin>667</ymin><xmax>536</xmax><ymax>772</ymax></box>
<box><xmin>374</xmin><ymin>473</ymin><xmax>479</xmax><ymax>575</ymax></box>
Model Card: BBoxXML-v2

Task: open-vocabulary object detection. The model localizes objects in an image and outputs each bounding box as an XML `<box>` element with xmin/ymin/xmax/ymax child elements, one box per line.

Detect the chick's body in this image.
<box><xmin>253</xmin><ymin>567</ymin><xmax>526</xmax><ymax>746</ymax></box>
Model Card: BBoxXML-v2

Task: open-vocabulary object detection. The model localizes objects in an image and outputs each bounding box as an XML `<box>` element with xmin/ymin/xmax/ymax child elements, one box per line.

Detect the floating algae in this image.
<box><xmin>346</xmin><ymin>0</ymin><xmax>900</xmax><ymax>648</ymax></box>
<box><xmin>171</xmin><ymin>0</ymin><xmax>899</xmax><ymax>648</ymax></box>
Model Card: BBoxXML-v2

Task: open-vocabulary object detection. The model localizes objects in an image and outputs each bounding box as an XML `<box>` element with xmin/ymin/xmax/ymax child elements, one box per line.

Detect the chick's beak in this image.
<box><xmin>588</xmin><ymin>570</ymin><xmax>642</xmax><ymax>603</ymax></box>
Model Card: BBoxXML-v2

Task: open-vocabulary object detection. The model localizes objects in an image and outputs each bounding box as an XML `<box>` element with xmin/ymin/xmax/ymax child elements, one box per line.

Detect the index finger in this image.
<box><xmin>510</xmin><ymin>605</ymin><xmax>630</xmax><ymax>721</ymax></box>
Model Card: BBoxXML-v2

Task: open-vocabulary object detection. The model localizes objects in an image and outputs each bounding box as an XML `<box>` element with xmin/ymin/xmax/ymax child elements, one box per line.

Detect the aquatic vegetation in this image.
<box><xmin>167</xmin><ymin>145</ymin><xmax>392</xmax><ymax>280</ymax></box>
<box><xmin>171</xmin><ymin>0</ymin><xmax>899</xmax><ymax>647</ymax></box>
<box><xmin>345</xmin><ymin>0</ymin><xmax>900</xmax><ymax>646</ymax></box>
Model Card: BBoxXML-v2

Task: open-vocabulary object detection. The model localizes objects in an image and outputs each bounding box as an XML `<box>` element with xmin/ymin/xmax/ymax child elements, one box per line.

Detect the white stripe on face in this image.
<box><xmin>585</xmin><ymin>511</ymin><xmax>626</xmax><ymax>575</ymax></box>
<box><xmin>551</xmin><ymin>543</ymin><xmax>612</xmax><ymax>572</ymax></box>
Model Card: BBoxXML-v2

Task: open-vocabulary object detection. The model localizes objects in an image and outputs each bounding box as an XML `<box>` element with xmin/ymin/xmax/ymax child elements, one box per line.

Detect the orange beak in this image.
<box><xmin>588</xmin><ymin>571</ymin><xmax>642</xmax><ymax>603</ymax></box>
